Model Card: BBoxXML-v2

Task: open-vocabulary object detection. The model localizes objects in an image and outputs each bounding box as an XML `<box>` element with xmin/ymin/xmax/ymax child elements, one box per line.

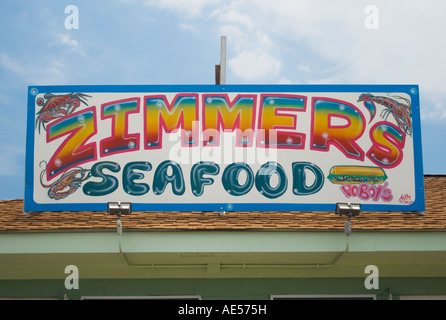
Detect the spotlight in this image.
<box><xmin>107</xmin><ymin>202</ymin><xmax>131</xmax><ymax>237</ymax></box>
<box><xmin>107</xmin><ymin>202</ymin><xmax>132</xmax><ymax>216</ymax></box>
<box><xmin>335</xmin><ymin>203</ymin><xmax>361</xmax><ymax>217</ymax></box>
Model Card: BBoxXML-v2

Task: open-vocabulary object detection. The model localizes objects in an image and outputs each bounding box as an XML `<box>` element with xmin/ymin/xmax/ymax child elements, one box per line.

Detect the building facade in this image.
<box><xmin>0</xmin><ymin>175</ymin><xmax>445</xmax><ymax>300</ymax></box>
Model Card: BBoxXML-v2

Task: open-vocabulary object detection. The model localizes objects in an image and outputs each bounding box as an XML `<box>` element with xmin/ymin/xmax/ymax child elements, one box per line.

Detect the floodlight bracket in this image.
<box><xmin>335</xmin><ymin>203</ymin><xmax>361</xmax><ymax>236</ymax></box>
<box><xmin>107</xmin><ymin>202</ymin><xmax>132</xmax><ymax>217</ymax></box>
<box><xmin>335</xmin><ymin>202</ymin><xmax>361</xmax><ymax>217</ymax></box>
<box><xmin>108</xmin><ymin>202</ymin><xmax>132</xmax><ymax>237</ymax></box>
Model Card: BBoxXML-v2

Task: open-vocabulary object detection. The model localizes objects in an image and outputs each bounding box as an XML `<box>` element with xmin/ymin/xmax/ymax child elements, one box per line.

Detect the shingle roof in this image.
<box><xmin>0</xmin><ymin>175</ymin><xmax>445</xmax><ymax>232</ymax></box>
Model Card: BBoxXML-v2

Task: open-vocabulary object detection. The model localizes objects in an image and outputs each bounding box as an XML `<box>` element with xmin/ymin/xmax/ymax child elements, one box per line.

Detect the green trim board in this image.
<box><xmin>0</xmin><ymin>231</ymin><xmax>445</xmax><ymax>280</ymax></box>
<box><xmin>1</xmin><ymin>231</ymin><xmax>446</xmax><ymax>254</ymax></box>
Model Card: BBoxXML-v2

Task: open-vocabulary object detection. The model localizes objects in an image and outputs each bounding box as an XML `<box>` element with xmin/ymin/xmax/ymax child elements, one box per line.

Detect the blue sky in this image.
<box><xmin>0</xmin><ymin>0</ymin><xmax>445</xmax><ymax>200</ymax></box>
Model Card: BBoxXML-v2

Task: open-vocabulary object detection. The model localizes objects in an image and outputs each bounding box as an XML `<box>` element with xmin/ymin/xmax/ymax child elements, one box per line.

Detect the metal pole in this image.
<box><xmin>220</xmin><ymin>36</ymin><xmax>226</xmax><ymax>85</ymax></box>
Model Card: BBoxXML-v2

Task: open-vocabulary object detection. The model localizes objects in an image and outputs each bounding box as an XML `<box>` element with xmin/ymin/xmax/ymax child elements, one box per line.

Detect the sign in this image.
<box><xmin>24</xmin><ymin>85</ymin><xmax>425</xmax><ymax>212</ymax></box>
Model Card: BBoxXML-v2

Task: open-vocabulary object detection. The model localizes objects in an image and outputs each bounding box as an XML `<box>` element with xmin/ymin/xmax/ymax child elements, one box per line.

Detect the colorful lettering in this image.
<box><xmin>123</xmin><ymin>161</ymin><xmax>152</xmax><ymax>196</ymax></box>
<box><xmin>255</xmin><ymin>162</ymin><xmax>287</xmax><ymax>199</ymax></box>
<box><xmin>152</xmin><ymin>160</ymin><xmax>185</xmax><ymax>195</ymax></box>
<box><xmin>311</xmin><ymin>98</ymin><xmax>365</xmax><ymax>160</ymax></box>
<box><xmin>399</xmin><ymin>194</ymin><xmax>414</xmax><ymax>204</ymax></box>
<box><xmin>202</xmin><ymin>94</ymin><xmax>256</xmax><ymax>147</ymax></box>
<box><xmin>222</xmin><ymin>162</ymin><xmax>254</xmax><ymax>196</ymax></box>
<box><xmin>145</xmin><ymin>94</ymin><xmax>198</xmax><ymax>149</ymax></box>
<box><xmin>257</xmin><ymin>95</ymin><xmax>306</xmax><ymax>149</ymax></box>
<box><xmin>83</xmin><ymin>161</ymin><xmax>120</xmax><ymax>196</ymax></box>
<box><xmin>292</xmin><ymin>162</ymin><xmax>324</xmax><ymax>195</ymax></box>
<box><xmin>100</xmin><ymin>98</ymin><xmax>140</xmax><ymax>157</ymax></box>
<box><xmin>46</xmin><ymin>107</ymin><xmax>97</xmax><ymax>179</ymax></box>
<box><xmin>190</xmin><ymin>161</ymin><xmax>220</xmax><ymax>197</ymax></box>
<box><xmin>36</xmin><ymin>91</ymin><xmax>416</xmax><ymax>208</ymax></box>
<box><xmin>367</xmin><ymin>122</ymin><xmax>405</xmax><ymax>168</ymax></box>
<box><xmin>341</xmin><ymin>182</ymin><xmax>393</xmax><ymax>202</ymax></box>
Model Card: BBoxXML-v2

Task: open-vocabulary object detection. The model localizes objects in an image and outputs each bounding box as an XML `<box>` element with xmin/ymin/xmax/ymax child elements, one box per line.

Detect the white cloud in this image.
<box><xmin>144</xmin><ymin>0</ymin><xmax>223</xmax><ymax>17</ymax></box>
<box><xmin>130</xmin><ymin>0</ymin><xmax>446</xmax><ymax>112</ymax></box>
<box><xmin>1</xmin><ymin>34</ymin><xmax>87</xmax><ymax>85</ymax></box>
<box><xmin>58</xmin><ymin>34</ymin><xmax>85</xmax><ymax>56</ymax></box>
<box><xmin>179</xmin><ymin>23</ymin><xmax>199</xmax><ymax>33</ymax></box>
<box><xmin>420</xmin><ymin>94</ymin><xmax>446</xmax><ymax>122</ymax></box>
<box><xmin>211</xmin><ymin>7</ymin><xmax>255</xmax><ymax>31</ymax></box>
<box><xmin>10</xmin><ymin>0</ymin><xmax>446</xmax><ymax>118</ymax></box>
<box><xmin>207</xmin><ymin>0</ymin><xmax>446</xmax><ymax>121</ymax></box>
<box><xmin>229</xmin><ymin>49</ymin><xmax>281</xmax><ymax>82</ymax></box>
<box><xmin>0</xmin><ymin>53</ymin><xmax>66</xmax><ymax>84</ymax></box>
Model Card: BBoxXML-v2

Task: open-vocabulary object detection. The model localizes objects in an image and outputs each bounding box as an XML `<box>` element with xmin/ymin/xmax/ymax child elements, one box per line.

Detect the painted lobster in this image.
<box><xmin>358</xmin><ymin>93</ymin><xmax>412</xmax><ymax>136</ymax></box>
<box><xmin>40</xmin><ymin>163</ymin><xmax>91</xmax><ymax>200</ymax></box>
<box><xmin>35</xmin><ymin>93</ymin><xmax>91</xmax><ymax>134</ymax></box>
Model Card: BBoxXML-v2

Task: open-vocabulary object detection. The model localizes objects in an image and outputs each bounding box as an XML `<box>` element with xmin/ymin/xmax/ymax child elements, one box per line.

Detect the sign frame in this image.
<box><xmin>24</xmin><ymin>84</ymin><xmax>425</xmax><ymax>213</ymax></box>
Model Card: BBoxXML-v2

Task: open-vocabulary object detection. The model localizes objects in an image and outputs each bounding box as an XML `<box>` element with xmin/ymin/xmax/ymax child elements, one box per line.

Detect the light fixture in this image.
<box><xmin>335</xmin><ymin>202</ymin><xmax>361</xmax><ymax>236</ymax></box>
<box><xmin>107</xmin><ymin>202</ymin><xmax>132</xmax><ymax>216</ymax></box>
<box><xmin>108</xmin><ymin>202</ymin><xmax>132</xmax><ymax>236</ymax></box>
<box><xmin>335</xmin><ymin>202</ymin><xmax>360</xmax><ymax>216</ymax></box>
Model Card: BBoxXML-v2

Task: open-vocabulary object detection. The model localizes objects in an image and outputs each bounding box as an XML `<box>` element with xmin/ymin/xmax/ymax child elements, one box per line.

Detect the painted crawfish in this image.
<box><xmin>358</xmin><ymin>93</ymin><xmax>412</xmax><ymax>136</ymax></box>
<box><xmin>40</xmin><ymin>163</ymin><xmax>91</xmax><ymax>200</ymax></box>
